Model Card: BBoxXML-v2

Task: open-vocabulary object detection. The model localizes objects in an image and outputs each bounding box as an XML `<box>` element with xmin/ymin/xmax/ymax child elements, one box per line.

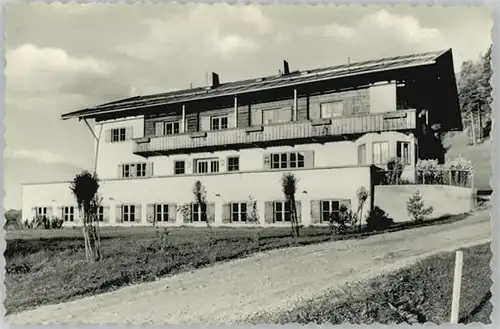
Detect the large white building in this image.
<box><xmin>22</xmin><ymin>49</ymin><xmax>463</xmax><ymax>227</ymax></box>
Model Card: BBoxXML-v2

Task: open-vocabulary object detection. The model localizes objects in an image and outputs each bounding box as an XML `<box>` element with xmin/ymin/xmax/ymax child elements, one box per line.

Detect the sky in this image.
<box><xmin>3</xmin><ymin>3</ymin><xmax>493</xmax><ymax>210</ymax></box>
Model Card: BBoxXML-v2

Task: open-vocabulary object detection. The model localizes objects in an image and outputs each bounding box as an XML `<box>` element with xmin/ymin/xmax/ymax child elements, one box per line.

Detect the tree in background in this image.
<box><xmin>457</xmin><ymin>45</ymin><xmax>492</xmax><ymax>144</ymax></box>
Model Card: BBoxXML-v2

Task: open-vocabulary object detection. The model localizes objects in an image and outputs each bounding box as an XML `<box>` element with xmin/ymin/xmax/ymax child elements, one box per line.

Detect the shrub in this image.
<box><xmin>416</xmin><ymin>159</ymin><xmax>443</xmax><ymax>184</ymax></box>
<box><xmin>406</xmin><ymin>190</ymin><xmax>433</xmax><ymax>223</ymax></box>
<box><xmin>366</xmin><ymin>207</ymin><xmax>394</xmax><ymax>231</ymax></box>
<box><xmin>50</xmin><ymin>217</ymin><xmax>64</xmax><ymax>229</ymax></box>
<box><xmin>386</xmin><ymin>157</ymin><xmax>406</xmax><ymax>184</ymax></box>
<box><xmin>330</xmin><ymin>204</ymin><xmax>358</xmax><ymax>235</ymax></box>
<box><xmin>445</xmin><ymin>155</ymin><xmax>474</xmax><ymax>187</ymax></box>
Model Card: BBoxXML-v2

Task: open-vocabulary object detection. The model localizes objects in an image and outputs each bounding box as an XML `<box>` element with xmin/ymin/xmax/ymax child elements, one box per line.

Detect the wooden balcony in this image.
<box><xmin>133</xmin><ymin>109</ymin><xmax>417</xmax><ymax>156</ymax></box>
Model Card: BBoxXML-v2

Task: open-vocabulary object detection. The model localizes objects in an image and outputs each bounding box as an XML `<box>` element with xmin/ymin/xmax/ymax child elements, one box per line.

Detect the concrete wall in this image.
<box><xmin>22</xmin><ymin>165</ymin><xmax>372</xmax><ymax>227</ymax></box>
<box><xmin>374</xmin><ymin>185</ymin><xmax>476</xmax><ymax>223</ymax></box>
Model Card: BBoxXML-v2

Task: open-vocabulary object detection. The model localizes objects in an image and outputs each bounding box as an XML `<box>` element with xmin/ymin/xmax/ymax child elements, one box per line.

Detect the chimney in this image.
<box><xmin>211</xmin><ymin>72</ymin><xmax>220</xmax><ymax>88</ymax></box>
<box><xmin>283</xmin><ymin>60</ymin><xmax>290</xmax><ymax>75</ymax></box>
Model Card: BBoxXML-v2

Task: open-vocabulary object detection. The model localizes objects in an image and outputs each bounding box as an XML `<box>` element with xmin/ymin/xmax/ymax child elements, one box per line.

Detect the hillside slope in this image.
<box><xmin>442</xmin><ymin>130</ymin><xmax>492</xmax><ymax>191</ymax></box>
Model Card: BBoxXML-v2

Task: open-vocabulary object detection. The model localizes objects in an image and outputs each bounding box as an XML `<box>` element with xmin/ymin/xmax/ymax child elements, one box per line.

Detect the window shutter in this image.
<box><xmin>201</xmin><ymin>116</ymin><xmax>211</xmax><ymax>131</ymax></box>
<box><xmin>295</xmin><ymin>201</ymin><xmax>302</xmax><ymax>223</ymax></box>
<box><xmin>340</xmin><ymin>199</ymin><xmax>351</xmax><ymax>212</ymax></box>
<box><xmin>310</xmin><ymin>200</ymin><xmax>321</xmax><ymax>224</ymax></box>
<box><xmin>304</xmin><ymin>150</ymin><xmax>315</xmax><ymax>169</ymax></box>
<box><xmin>135</xmin><ymin>204</ymin><xmax>142</xmax><ymax>223</ymax></box>
<box><xmin>155</xmin><ymin>122</ymin><xmax>164</xmax><ymax>136</ymax></box>
<box><xmin>207</xmin><ymin>202</ymin><xmax>215</xmax><ymax>223</ymax></box>
<box><xmin>147</xmin><ymin>162</ymin><xmax>154</xmax><ymax>177</ymax></box>
<box><xmin>105</xmin><ymin>129</ymin><xmax>112</xmax><ymax>143</ymax></box>
<box><xmin>57</xmin><ymin>207</ymin><xmax>63</xmax><ymax>220</ymax></box>
<box><xmin>263</xmin><ymin>154</ymin><xmax>271</xmax><ymax>170</ymax></box>
<box><xmin>115</xmin><ymin>205</ymin><xmax>122</xmax><ymax>223</ymax></box>
<box><xmin>265</xmin><ymin>201</ymin><xmax>274</xmax><ymax>224</ymax></box>
<box><xmin>117</xmin><ymin>165</ymin><xmax>123</xmax><ymax>178</ymax></box>
<box><xmin>125</xmin><ymin>127</ymin><xmax>134</xmax><ymax>140</ymax></box>
<box><xmin>222</xmin><ymin>203</ymin><xmax>231</xmax><ymax>224</ymax></box>
<box><xmin>47</xmin><ymin>207</ymin><xmax>53</xmax><ymax>219</ymax></box>
<box><xmin>146</xmin><ymin>204</ymin><xmax>155</xmax><ymax>224</ymax></box>
<box><xmin>168</xmin><ymin>204</ymin><xmax>177</xmax><ymax>223</ymax></box>
<box><xmin>103</xmin><ymin>206</ymin><xmax>110</xmax><ymax>223</ymax></box>
<box><xmin>31</xmin><ymin>207</ymin><xmax>36</xmax><ymax>221</ymax></box>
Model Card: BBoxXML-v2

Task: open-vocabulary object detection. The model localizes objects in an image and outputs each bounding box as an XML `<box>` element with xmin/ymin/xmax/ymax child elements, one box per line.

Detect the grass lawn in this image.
<box><xmin>4</xmin><ymin>212</ymin><xmax>474</xmax><ymax>316</ymax></box>
<box><xmin>248</xmin><ymin>242</ymin><xmax>492</xmax><ymax>324</ymax></box>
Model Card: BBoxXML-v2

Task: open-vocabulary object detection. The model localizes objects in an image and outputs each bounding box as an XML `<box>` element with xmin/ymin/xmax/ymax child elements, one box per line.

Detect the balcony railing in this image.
<box><xmin>134</xmin><ymin>109</ymin><xmax>417</xmax><ymax>156</ymax></box>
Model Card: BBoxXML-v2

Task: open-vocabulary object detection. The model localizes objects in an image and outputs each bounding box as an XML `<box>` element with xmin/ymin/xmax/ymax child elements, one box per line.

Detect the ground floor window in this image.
<box><xmin>231</xmin><ymin>203</ymin><xmax>247</xmax><ymax>222</ymax></box>
<box><xmin>155</xmin><ymin>204</ymin><xmax>169</xmax><ymax>222</ymax></box>
<box><xmin>63</xmin><ymin>206</ymin><xmax>75</xmax><ymax>222</ymax></box>
<box><xmin>192</xmin><ymin>203</ymin><xmax>207</xmax><ymax>222</ymax></box>
<box><xmin>36</xmin><ymin>207</ymin><xmax>48</xmax><ymax>218</ymax></box>
<box><xmin>274</xmin><ymin>201</ymin><xmax>292</xmax><ymax>222</ymax></box>
<box><xmin>321</xmin><ymin>200</ymin><xmax>340</xmax><ymax>223</ymax></box>
<box><xmin>397</xmin><ymin>141</ymin><xmax>411</xmax><ymax>165</ymax></box>
<box><xmin>123</xmin><ymin>204</ymin><xmax>136</xmax><ymax>222</ymax></box>
<box><xmin>372</xmin><ymin>141</ymin><xmax>389</xmax><ymax>164</ymax></box>
<box><xmin>97</xmin><ymin>206</ymin><xmax>104</xmax><ymax>222</ymax></box>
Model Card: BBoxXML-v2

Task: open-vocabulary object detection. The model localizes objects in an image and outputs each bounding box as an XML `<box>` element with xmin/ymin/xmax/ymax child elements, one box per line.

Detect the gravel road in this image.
<box><xmin>8</xmin><ymin>210</ymin><xmax>491</xmax><ymax>325</ymax></box>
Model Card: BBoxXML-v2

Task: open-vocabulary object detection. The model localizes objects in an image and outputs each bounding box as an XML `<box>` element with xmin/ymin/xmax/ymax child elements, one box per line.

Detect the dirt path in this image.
<box><xmin>8</xmin><ymin>211</ymin><xmax>491</xmax><ymax>325</ymax></box>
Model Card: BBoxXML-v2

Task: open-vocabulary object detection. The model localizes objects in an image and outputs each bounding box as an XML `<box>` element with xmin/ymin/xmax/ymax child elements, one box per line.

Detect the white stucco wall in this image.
<box><xmin>22</xmin><ymin>165</ymin><xmax>372</xmax><ymax>227</ymax></box>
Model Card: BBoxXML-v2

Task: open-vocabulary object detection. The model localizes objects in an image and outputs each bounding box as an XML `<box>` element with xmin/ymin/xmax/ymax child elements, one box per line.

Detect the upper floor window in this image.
<box><xmin>373</xmin><ymin>141</ymin><xmax>389</xmax><ymax>164</ymax></box>
<box><xmin>63</xmin><ymin>206</ymin><xmax>75</xmax><ymax>222</ymax></box>
<box><xmin>231</xmin><ymin>202</ymin><xmax>247</xmax><ymax>222</ymax></box>
<box><xmin>320</xmin><ymin>101</ymin><xmax>344</xmax><ymax>118</ymax></box>
<box><xmin>211</xmin><ymin>116</ymin><xmax>228</xmax><ymax>130</ymax></box>
<box><xmin>227</xmin><ymin>157</ymin><xmax>239</xmax><ymax>172</ymax></box>
<box><xmin>165</xmin><ymin>121</ymin><xmax>180</xmax><ymax>135</ymax></box>
<box><xmin>174</xmin><ymin>160</ymin><xmax>185</xmax><ymax>175</ymax></box>
<box><xmin>195</xmin><ymin>158</ymin><xmax>219</xmax><ymax>174</ymax></box>
<box><xmin>262</xmin><ymin>107</ymin><xmax>292</xmax><ymax>125</ymax></box>
<box><xmin>121</xmin><ymin>163</ymin><xmax>152</xmax><ymax>178</ymax></box>
<box><xmin>397</xmin><ymin>141</ymin><xmax>411</xmax><ymax>165</ymax></box>
<box><xmin>358</xmin><ymin>144</ymin><xmax>366</xmax><ymax>165</ymax></box>
<box><xmin>270</xmin><ymin>152</ymin><xmax>305</xmax><ymax>169</ymax></box>
<box><xmin>111</xmin><ymin>128</ymin><xmax>127</xmax><ymax>142</ymax></box>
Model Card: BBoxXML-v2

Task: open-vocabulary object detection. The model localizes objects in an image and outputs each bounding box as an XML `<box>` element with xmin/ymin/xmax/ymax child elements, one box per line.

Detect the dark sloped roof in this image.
<box><xmin>62</xmin><ymin>49</ymin><xmax>451</xmax><ymax>120</ymax></box>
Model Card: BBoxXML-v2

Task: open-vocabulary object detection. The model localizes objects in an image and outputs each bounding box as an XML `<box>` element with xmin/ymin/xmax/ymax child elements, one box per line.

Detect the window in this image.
<box><xmin>195</xmin><ymin>159</ymin><xmax>220</xmax><ymax>174</ymax></box>
<box><xmin>211</xmin><ymin>116</ymin><xmax>228</xmax><ymax>130</ymax></box>
<box><xmin>111</xmin><ymin>128</ymin><xmax>127</xmax><ymax>142</ymax></box>
<box><xmin>174</xmin><ymin>161</ymin><xmax>185</xmax><ymax>175</ymax></box>
<box><xmin>123</xmin><ymin>205</ymin><xmax>136</xmax><ymax>222</ymax></box>
<box><xmin>165</xmin><ymin>121</ymin><xmax>180</xmax><ymax>135</ymax></box>
<box><xmin>36</xmin><ymin>207</ymin><xmax>48</xmax><ymax>217</ymax></box>
<box><xmin>155</xmin><ymin>204</ymin><xmax>169</xmax><ymax>222</ymax></box>
<box><xmin>321</xmin><ymin>200</ymin><xmax>340</xmax><ymax>223</ymax></box>
<box><xmin>270</xmin><ymin>152</ymin><xmax>305</xmax><ymax>169</ymax></box>
<box><xmin>136</xmin><ymin>163</ymin><xmax>147</xmax><ymax>177</ymax></box>
<box><xmin>262</xmin><ymin>108</ymin><xmax>292</xmax><ymax>125</ymax></box>
<box><xmin>231</xmin><ymin>203</ymin><xmax>247</xmax><ymax>222</ymax></box>
<box><xmin>320</xmin><ymin>101</ymin><xmax>344</xmax><ymax>118</ymax></box>
<box><xmin>192</xmin><ymin>203</ymin><xmax>207</xmax><ymax>222</ymax></box>
<box><xmin>372</xmin><ymin>141</ymin><xmax>389</xmax><ymax>164</ymax></box>
<box><xmin>98</xmin><ymin>206</ymin><xmax>104</xmax><ymax>222</ymax></box>
<box><xmin>397</xmin><ymin>141</ymin><xmax>411</xmax><ymax>165</ymax></box>
<box><xmin>122</xmin><ymin>163</ymin><xmax>150</xmax><ymax>178</ymax></box>
<box><xmin>228</xmin><ymin>157</ymin><xmax>239</xmax><ymax>172</ymax></box>
<box><xmin>63</xmin><ymin>206</ymin><xmax>75</xmax><ymax>222</ymax></box>
<box><xmin>358</xmin><ymin>144</ymin><xmax>366</xmax><ymax>165</ymax></box>
<box><xmin>274</xmin><ymin>201</ymin><xmax>292</xmax><ymax>222</ymax></box>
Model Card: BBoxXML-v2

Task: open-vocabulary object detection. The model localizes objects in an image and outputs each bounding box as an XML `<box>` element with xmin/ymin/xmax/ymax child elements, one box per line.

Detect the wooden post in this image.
<box><xmin>450</xmin><ymin>250</ymin><xmax>463</xmax><ymax>324</ymax></box>
<box><xmin>181</xmin><ymin>105</ymin><xmax>186</xmax><ymax>133</ymax></box>
<box><xmin>470</xmin><ymin>111</ymin><xmax>476</xmax><ymax>145</ymax></box>
<box><xmin>293</xmin><ymin>89</ymin><xmax>298</xmax><ymax>121</ymax></box>
<box><xmin>234</xmin><ymin>96</ymin><xmax>238</xmax><ymax>128</ymax></box>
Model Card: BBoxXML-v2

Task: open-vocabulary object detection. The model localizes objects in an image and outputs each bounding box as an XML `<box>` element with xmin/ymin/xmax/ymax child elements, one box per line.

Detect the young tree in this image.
<box><xmin>70</xmin><ymin>171</ymin><xmax>102</xmax><ymax>261</ymax></box>
<box><xmin>406</xmin><ymin>190</ymin><xmax>433</xmax><ymax>223</ymax></box>
<box><xmin>192</xmin><ymin>180</ymin><xmax>211</xmax><ymax>232</ymax></box>
<box><xmin>281</xmin><ymin>173</ymin><xmax>300</xmax><ymax>238</ymax></box>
